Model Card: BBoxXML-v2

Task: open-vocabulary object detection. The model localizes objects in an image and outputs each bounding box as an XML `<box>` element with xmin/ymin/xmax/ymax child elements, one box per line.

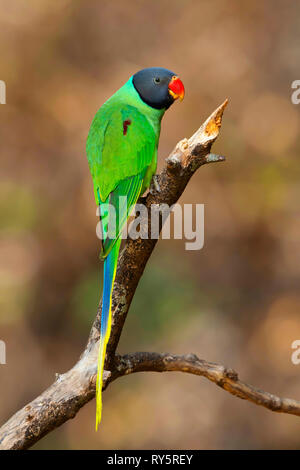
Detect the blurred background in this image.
<box><xmin>1</xmin><ymin>0</ymin><xmax>300</xmax><ymax>450</ymax></box>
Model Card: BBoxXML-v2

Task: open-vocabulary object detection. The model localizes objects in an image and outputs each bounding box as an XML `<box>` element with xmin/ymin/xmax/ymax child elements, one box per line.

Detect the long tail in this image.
<box><xmin>96</xmin><ymin>238</ymin><xmax>121</xmax><ymax>430</ymax></box>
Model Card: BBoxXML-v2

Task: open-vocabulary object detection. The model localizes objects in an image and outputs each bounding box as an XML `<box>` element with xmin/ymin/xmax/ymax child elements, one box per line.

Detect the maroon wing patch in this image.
<box><xmin>123</xmin><ymin>119</ymin><xmax>132</xmax><ymax>136</ymax></box>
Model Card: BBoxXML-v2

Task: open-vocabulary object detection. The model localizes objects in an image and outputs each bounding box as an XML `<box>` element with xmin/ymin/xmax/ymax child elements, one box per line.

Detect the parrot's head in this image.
<box><xmin>132</xmin><ymin>67</ymin><xmax>185</xmax><ymax>110</ymax></box>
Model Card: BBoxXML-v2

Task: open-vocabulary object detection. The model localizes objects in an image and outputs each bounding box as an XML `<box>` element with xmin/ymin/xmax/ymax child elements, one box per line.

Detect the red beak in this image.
<box><xmin>168</xmin><ymin>76</ymin><xmax>185</xmax><ymax>101</ymax></box>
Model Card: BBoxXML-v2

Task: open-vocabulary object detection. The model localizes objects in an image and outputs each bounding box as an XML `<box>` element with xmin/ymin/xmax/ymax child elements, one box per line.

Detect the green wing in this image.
<box><xmin>98</xmin><ymin>171</ymin><xmax>146</xmax><ymax>258</ymax></box>
<box><xmin>87</xmin><ymin>103</ymin><xmax>156</xmax><ymax>203</ymax></box>
<box><xmin>87</xmin><ymin>103</ymin><xmax>156</xmax><ymax>258</ymax></box>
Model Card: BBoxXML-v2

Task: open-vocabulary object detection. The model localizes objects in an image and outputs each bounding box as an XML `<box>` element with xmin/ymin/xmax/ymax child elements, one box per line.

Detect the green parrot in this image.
<box><xmin>86</xmin><ymin>67</ymin><xmax>185</xmax><ymax>429</ymax></box>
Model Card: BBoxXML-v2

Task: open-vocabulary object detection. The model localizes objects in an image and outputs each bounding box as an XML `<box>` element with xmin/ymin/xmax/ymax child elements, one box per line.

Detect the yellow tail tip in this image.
<box><xmin>95</xmin><ymin>405</ymin><xmax>102</xmax><ymax>431</ymax></box>
<box><xmin>95</xmin><ymin>387</ymin><xmax>103</xmax><ymax>431</ymax></box>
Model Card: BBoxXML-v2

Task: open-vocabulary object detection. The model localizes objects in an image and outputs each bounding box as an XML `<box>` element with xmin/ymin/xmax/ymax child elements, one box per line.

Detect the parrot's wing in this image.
<box><xmin>87</xmin><ymin>104</ymin><xmax>156</xmax><ymax>258</ymax></box>
<box><xmin>87</xmin><ymin>104</ymin><xmax>156</xmax><ymax>202</ymax></box>
<box><xmin>98</xmin><ymin>171</ymin><xmax>147</xmax><ymax>258</ymax></box>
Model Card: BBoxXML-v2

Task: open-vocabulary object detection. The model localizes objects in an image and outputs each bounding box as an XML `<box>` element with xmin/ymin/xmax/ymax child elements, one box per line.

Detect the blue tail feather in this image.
<box><xmin>95</xmin><ymin>239</ymin><xmax>121</xmax><ymax>430</ymax></box>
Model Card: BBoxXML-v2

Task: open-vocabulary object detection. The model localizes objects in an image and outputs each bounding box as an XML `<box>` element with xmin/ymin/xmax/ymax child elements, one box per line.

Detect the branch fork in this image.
<box><xmin>1</xmin><ymin>99</ymin><xmax>299</xmax><ymax>451</ymax></box>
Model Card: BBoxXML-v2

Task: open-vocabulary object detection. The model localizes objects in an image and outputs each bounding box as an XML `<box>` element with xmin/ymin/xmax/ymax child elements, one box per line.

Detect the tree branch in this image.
<box><xmin>113</xmin><ymin>352</ymin><xmax>300</xmax><ymax>417</ymax></box>
<box><xmin>3</xmin><ymin>99</ymin><xmax>297</xmax><ymax>450</ymax></box>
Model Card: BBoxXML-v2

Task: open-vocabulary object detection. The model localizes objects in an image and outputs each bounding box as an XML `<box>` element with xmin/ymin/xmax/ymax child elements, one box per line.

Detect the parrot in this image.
<box><xmin>86</xmin><ymin>67</ymin><xmax>185</xmax><ymax>429</ymax></box>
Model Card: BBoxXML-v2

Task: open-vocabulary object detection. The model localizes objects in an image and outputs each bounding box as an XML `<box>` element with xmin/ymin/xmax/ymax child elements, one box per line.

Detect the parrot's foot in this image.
<box><xmin>150</xmin><ymin>175</ymin><xmax>161</xmax><ymax>194</ymax></box>
<box><xmin>139</xmin><ymin>195</ymin><xmax>147</xmax><ymax>203</ymax></box>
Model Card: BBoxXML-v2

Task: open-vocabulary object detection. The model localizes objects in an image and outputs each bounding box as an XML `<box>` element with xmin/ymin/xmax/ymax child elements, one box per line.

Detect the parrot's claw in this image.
<box><xmin>150</xmin><ymin>175</ymin><xmax>161</xmax><ymax>194</ymax></box>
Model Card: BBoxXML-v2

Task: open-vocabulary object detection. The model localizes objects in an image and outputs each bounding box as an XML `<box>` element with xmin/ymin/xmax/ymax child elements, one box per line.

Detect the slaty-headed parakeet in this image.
<box><xmin>86</xmin><ymin>67</ymin><xmax>185</xmax><ymax>429</ymax></box>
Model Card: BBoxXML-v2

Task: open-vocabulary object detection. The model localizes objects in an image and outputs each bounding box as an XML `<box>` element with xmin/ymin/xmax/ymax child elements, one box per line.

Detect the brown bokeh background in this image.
<box><xmin>1</xmin><ymin>0</ymin><xmax>300</xmax><ymax>449</ymax></box>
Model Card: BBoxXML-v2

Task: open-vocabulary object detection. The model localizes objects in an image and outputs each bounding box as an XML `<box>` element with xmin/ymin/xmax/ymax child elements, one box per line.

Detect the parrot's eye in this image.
<box><xmin>153</xmin><ymin>77</ymin><xmax>161</xmax><ymax>84</ymax></box>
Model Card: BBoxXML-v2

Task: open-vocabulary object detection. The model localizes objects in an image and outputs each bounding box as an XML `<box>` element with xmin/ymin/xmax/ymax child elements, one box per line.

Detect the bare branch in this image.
<box><xmin>6</xmin><ymin>98</ymin><xmax>298</xmax><ymax>449</ymax></box>
<box><xmin>113</xmin><ymin>352</ymin><xmax>300</xmax><ymax>417</ymax></box>
<box><xmin>2</xmin><ymin>345</ymin><xmax>300</xmax><ymax>450</ymax></box>
<box><xmin>4</xmin><ymin>99</ymin><xmax>293</xmax><ymax>451</ymax></box>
